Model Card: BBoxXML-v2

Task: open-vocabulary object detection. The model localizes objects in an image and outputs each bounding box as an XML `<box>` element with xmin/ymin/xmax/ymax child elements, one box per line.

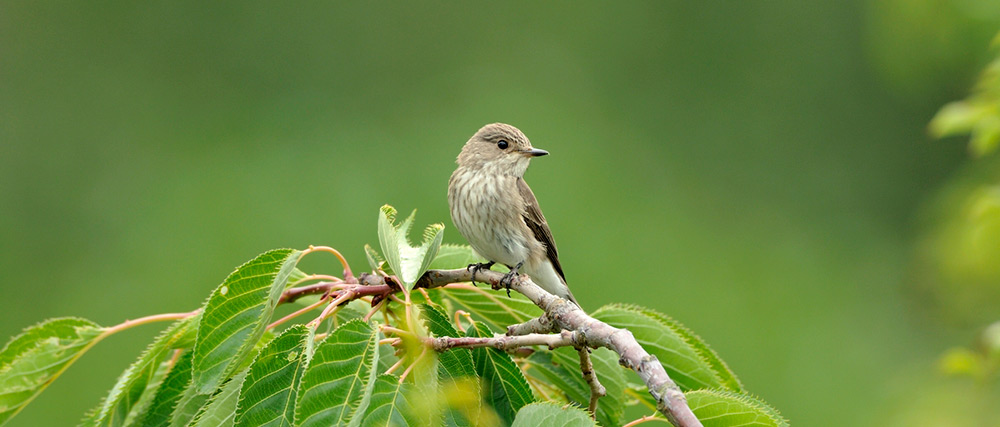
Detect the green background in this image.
<box><xmin>2</xmin><ymin>1</ymin><xmax>999</xmax><ymax>425</ymax></box>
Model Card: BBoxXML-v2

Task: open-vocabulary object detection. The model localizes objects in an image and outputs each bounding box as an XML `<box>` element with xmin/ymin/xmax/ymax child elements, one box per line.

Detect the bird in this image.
<box><xmin>448</xmin><ymin>123</ymin><xmax>579</xmax><ymax>307</ymax></box>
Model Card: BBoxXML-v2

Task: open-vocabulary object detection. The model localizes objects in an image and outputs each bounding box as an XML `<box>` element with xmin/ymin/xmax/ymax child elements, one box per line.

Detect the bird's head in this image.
<box><xmin>456</xmin><ymin>123</ymin><xmax>548</xmax><ymax>175</ymax></box>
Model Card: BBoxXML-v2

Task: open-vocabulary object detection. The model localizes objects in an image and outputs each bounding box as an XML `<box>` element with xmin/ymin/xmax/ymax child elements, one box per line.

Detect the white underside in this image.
<box><xmin>521</xmin><ymin>260</ymin><xmax>573</xmax><ymax>302</ymax></box>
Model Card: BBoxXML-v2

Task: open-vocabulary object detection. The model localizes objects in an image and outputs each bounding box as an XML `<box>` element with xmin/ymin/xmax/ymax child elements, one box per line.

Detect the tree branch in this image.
<box><xmin>395</xmin><ymin>268</ymin><xmax>700</xmax><ymax>427</ymax></box>
<box><xmin>426</xmin><ymin>330</ymin><xmax>579</xmax><ymax>352</ymax></box>
<box><xmin>279</xmin><ymin>268</ymin><xmax>700</xmax><ymax>426</ymax></box>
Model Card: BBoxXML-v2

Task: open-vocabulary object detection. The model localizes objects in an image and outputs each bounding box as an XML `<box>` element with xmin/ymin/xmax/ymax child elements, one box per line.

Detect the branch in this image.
<box><xmin>578</xmin><ymin>347</ymin><xmax>606</xmax><ymax>417</ymax></box>
<box><xmin>275</xmin><ymin>268</ymin><xmax>700</xmax><ymax>426</ymax></box>
<box><xmin>379</xmin><ymin>268</ymin><xmax>701</xmax><ymax>427</ymax></box>
<box><xmin>426</xmin><ymin>330</ymin><xmax>580</xmax><ymax>352</ymax></box>
<box><xmin>279</xmin><ymin>283</ymin><xmax>334</xmax><ymax>303</ymax></box>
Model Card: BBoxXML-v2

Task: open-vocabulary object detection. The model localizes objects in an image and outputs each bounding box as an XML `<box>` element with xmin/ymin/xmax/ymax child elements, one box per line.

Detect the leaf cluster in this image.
<box><xmin>0</xmin><ymin>207</ymin><xmax>786</xmax><ymax>426</ymax></box>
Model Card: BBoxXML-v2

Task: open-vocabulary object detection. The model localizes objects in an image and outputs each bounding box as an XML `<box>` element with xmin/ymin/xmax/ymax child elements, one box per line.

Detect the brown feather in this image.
<box><xmin>517</xmin><ymin>177</ymin><xmax>567</xmax><ymax>284</ymax></box>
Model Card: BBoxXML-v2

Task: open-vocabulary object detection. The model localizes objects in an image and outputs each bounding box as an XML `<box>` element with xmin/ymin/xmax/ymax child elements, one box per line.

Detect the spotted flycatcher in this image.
<box><xmin>448</xmin><ymin>123</ymin><xmax>579</xmax><ymax>306</ymax></box>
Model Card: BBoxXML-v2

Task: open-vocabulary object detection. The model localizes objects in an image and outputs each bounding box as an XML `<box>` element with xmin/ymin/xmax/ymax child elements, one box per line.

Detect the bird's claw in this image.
<box><xmin>498</xmin><ymin>261</ymin><xmax>523</xmax><ymax>298</ymax></box>
<box><xmin>467</xmin><ymin>261</ymin><xmax>495</xmax><ymax>286</ymax></box>
<box><xmin>499</xmin><ymin>272</ymin><xmax>518</xmax><ymax>297</ymax></box>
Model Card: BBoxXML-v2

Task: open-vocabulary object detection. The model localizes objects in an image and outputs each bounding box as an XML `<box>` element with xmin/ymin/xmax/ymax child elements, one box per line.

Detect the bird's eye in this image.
<box><xmin>497</xmin><ymin>140</ymin><xmax>509</xmax><ymax>150</ymax></box>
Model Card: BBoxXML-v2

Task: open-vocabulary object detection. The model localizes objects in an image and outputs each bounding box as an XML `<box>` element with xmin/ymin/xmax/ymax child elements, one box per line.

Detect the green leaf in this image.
<box><xmin>637</xmin><ymin>306</ymin><xmax>741</xmax><ymax>391</ymax></box>
<box><xmin>376</xmin><ymin>205</ymin><xmax>445</xmax><ymax>291</ymax></box>
<box><xmin>428</xmin><ymin>244</ymin><xmax>484</xmax><ymax>270</ymax></box>
<box><xmin>359</xmin><ymin>374</ymin><xmax>418</xmax><ymax>427</ymax></box>
<box><xmin>169</xmin><ymin>385</ymin><xmax>210</xmax><ymax>427</ymax></box>
<box><xmin>140</xmin><ymin>351</ymin><xmax>194</xmax><ymax>427</ymax></box>
<box><xmin>421</xmin><ymin>304</ymin><xmax>479</xmax><ymax>427</ymax></box>
<box><xmin>421</xmin><ymin>304</ymin><xmax>476</xmax><ymax>381</ymax></box>
<box><xmin>526</xmin><ymin>347</ymin><xmax>626</xmax><ymax>427</ymax></box>
<box><xmin>511</xmin><ymin>402</ymin><xmax>595</xmax><ymax>427</ymax></box>
<box><xmin>169</xmin><ymin>329</ymin><xmax>277</xmax><ymax>427</ymax></box>
<box><xmin>437</xmin><ymin>287</ymin><xmax>543</xmax><ymax>334</ymax></box>
<box><xmin>82</xmin><ymin>316</ymin><xmax>198</xmax><ymax>427</ymax></box>
<box><xmin>189</xmin><ymin>369</ymin><xmax>249</xmax><ymax>427</ymax></box>
<box><xmin>295</xmin><ymin>320</ymin><xmax>379</xmax><ymax>427</ymax></box>
<box><xmin>0</xmin><ymin>317</ymin><xmax>103</xmax><ymax>424</ymax></box>
<box><xmin>929</xmin><ymin>101</ymin><xmax>980</xmax><ymax>138</ymax></box>
<box><xmin>466</xmin><ymin>321</ymin><xmax>534</xmax><ymax>425</ymax></box>
<box><xmin>121</xmin><ymin>356</ymin><xmax>174</xmax><ymax>425</ymax></box>
<box><xmin>686</xmin><ymin>389</ymin><xmax>788</xmax><ymax>427</ymax></box>
<box><xmin>591</xmin><ymin>304</ymin><xmax>740</xmax><ymax>392</ymax></box>
<box><xmin>235</xmin><ymin>325</ymin><xmax>310</xmax><ymax>427</ymax></box>
<box><xmin>193</xmin><ymin>249</ymin><xmax>301</xmax><ymax>393</ymax></box>
<box><xmin>364</xmin><ymin>244</ymin><xmax>389</xmax><ymax>274</ymax></box>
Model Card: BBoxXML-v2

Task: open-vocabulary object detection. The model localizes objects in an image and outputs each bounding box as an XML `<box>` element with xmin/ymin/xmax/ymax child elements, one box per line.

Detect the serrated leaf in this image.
<box><xmin>82</xmin><ymin>316</ymin><xmax>198</xmax><ymax>427</ymax></box>
<box><xmin>376</xmin><ymin>205</ymin><xmax>445</xmax><ymax>291</ymax></box>
<box><xmin>421</xmin><ymin>304</ymin><xmax>476</xmax><ymax>381</ymax></box>
<box><xmin>189</xmin><ymin>369</ymin><xmax>249</xmax><ymax>427</ymax></box>
<box><xmin>140</xmin><ymin>351</ymin><xmax>194</xmax><ymax>427</ymax></box>
<box><xmin>235</xmin><ymin>325</ymin><xmax>310</xmax><ymax>427</ymax></box>
<box><xmin>0</xmin><ymin>317</ymin><xmax>103</xmax><ymax>424</ymax></box>
<box><xmin>364</xmin><ymin>244</ymin><xmax>388</xmax><ymax>274</ymax></box>
<box><xmin>421</xmin><ymin>304</ymin><xmax>478</xmax><ymax>427</ymax></box>
<box><xmin>527</xmin><ymin>347</ymin><xmax>626</xmax><ymax>427</ymax></box>
<box><xmin>120</xmin><ymin>356</ymin><xmax>173</xmax><ymax>425</ymax></box>
<box><xmin>466</xmin><ymin>321</ymin><xmax>534</xmax><ymax>425</ymax></box>
<box><xmin>427</xmin><ymin>244</ymin><xmax>484</xmax><ymax>270</ymax></box>
<box><xmin>437</xmin><ymin>287</ymin><xmax>542</xmax><ymax>334</ymax></box>
<box><xmin>168</xmin><ymin>385</ymin><xmax>210</xmax><ymax>427</ymax></box>
<box><xmin>295</xmin><ymin>320</ymin><xmax>379</xmax><ymax>427</ymax></box>
<box><xmin>193</xmin><ymin>249</ymin><xmax>301</xmax><ymax>393</ymax></box>
<box><xmin>686</xmin><ymin>389</ymin><xmax>788</xmax><ymax>427</ymax></box>
<box><xmin>636</xmin><ymin>306</ymin><xmax>741</xmax><ymax>391</ymax></box>
<box><xmin>592</xmin><ymin>304</ymin><xmax>738</xmax><ymax>392</ymax></box>
<box><xmin>511</xmin><ymin>402</ymin><xmax>595</xmax><ymax>427</ymax></box>
<box><xmin>359</xmin><ymin>374</ymin><xmax>418</xmax><ymax>427</ymax></box>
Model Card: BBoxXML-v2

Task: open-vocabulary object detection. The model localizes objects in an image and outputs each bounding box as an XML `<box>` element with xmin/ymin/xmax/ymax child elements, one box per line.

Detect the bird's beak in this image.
<box><xmin>522</xmin><ymin>148</ymin><xmax>549</xmax><ymax>157</ymax></box>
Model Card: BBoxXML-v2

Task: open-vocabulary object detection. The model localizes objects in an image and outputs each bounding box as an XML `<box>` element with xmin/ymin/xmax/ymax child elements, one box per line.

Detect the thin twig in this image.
<box><xmin>280</xmin><ymin>282</ymin><xmax>337</xmax><ymax>303</ymax></box>
<box><xmin>384</xmin><ymin>357</ymin><xmax>406</xmax><ymax>376</ymax></box>
<box><xmin>453</xmin><ymin>310</ymin><xmax>470</xmax><ymax>333</ymax></box>
<box><xmin>398</xmin><ymin>345</ymin><xmax>429</xmax><ymax>384</ymax></box>
<box><xmin>578</xmin><ymin>347</ymin><xmax>606</xmax><ymax>417</ymax></box>
<box><xmin>307</xmin><ymin>290</ymin><xmax>354</xmax><ymax>328</ymax></box>
<box><xmin>301</xmin><ymin>245</ymin><xmax>353</xmax><ymax>279</ymax></box>
<box><xmin>101</xmin><ymin>310</ymin><xmax>201</xmax><ymax>335</ymax></box>
<box><xmin>363</xmin><ymin>298</ymin><xmax>386</xmax><ymax>323</ymax></box>
<box><xmin>380</xmin><ymin>326</ymin><xmax>414</xmax><ymax>338</ymax></box>
<box><xmin>379</xmin><ymin>338</ymin><xmax>401</xmax><ymax>346</ymax></box>
<box><xmin>268</xmin><ymin>296</ymin><xmax>328</xmax><ymax>330</ymax></box>
<box><xmin>427</xmin><ymin>330</ymin><xmax>579</xmax><ymax>352</ymax></box>
<box><xmin>622</xmin><ymin>414</ymin><xmax>671</xmax><ymax>427</ymax></box>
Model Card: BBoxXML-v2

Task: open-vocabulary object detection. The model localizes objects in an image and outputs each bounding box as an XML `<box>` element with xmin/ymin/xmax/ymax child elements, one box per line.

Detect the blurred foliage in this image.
<box><xmin>914</xmin><ymin>179</ymin><xmax>1000</xmax><ymax>325</ymax></box>
<box><xmin>916</xmin><ymin>30</ymin><xmax>1000</xmax><ymax>326</ymax></box>
<box><xmin>939</xmin><ymin>321</ymin><xmax>1000</xmax><ymax>381</ymax></box>
<box><xmin>930</xmin><ymin>33</ymin><xmax>1000</xmax><ymax>156</ymax></box>
<box><xmin>866</xmin><ymin>0</ymin><xmax>1000</xmax><ymax>101</ymax></box>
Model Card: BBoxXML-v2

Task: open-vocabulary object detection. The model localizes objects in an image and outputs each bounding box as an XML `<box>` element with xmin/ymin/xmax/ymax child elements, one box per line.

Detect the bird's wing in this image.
<box><xmin>517</xmin><ymin>178</ymin><xmax>567</xmax><ymax>283</ymax></box>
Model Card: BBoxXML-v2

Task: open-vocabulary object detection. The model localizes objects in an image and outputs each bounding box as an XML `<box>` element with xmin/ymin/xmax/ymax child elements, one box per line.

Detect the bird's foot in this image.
<box><xmin>467</xmin><ymin>261</ymin><xmax>495</xmax><ymax>286</ymax></box>
<box><xmin>498</xmin><ymin>262</ymin><xmax>523</xmax><ymax>298</ymax></box>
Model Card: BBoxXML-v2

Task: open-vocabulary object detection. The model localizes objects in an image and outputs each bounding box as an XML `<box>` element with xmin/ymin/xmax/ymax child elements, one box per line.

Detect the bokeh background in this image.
<box><xmin>3</xmin><ymin>1</ymin><xmax>1000</xmax><ymax>425</ymax></box>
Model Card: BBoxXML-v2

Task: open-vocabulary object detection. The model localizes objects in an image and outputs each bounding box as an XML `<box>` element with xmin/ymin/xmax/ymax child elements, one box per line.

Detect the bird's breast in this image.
<box><xmin>448</xmin><ymin>170</ymin><xmax>529</xmax><ymax>266</ymax></box>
